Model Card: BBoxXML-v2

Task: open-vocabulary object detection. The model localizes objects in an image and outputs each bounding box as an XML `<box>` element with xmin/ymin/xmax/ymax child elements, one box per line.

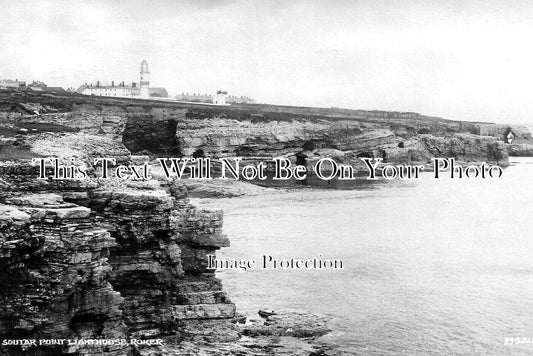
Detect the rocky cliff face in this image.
<box><xmin>507</xmin><ymin>142</ymin><xmax>533</xmax><ymax>157</ymax></box>
<box><xmin>0</xmin><ymin>193</ymin><xmax>127</xmax><ymax>356</ymax></box>
<box><xmin>0</xmin><ymin>94</ymin><xmax>239</xmax><ymax>354</ymax></box>
<box><xmin>120</xmin><ymin>103</ymin><xmax>514</xmax><ymax>167</ymax></box>
<box><xmin>169</xmin><ymin>111</ymin><xmax>511</xmax><ymax>170</ymax></box>
<box><xmin>0</xmin><ymin>161</ymin><xmax>333</xmax><ymax>355</ymax></box>
<box><xmin>0</xmin><ymin>159</ymin><xmax>236</xmax><ymax>355</ymax></box>
<box><xmin>89</xmin><ymin>188</ymin><xmax>235</xmax><ymax>339</ymax></box>
<box><xmin>0</xmin><ymin>90</ymin><xmax>519</xmax><ymax>166</ymax></box>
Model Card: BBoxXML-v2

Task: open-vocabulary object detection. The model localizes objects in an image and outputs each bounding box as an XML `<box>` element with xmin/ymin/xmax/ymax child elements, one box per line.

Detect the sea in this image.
<box><xmin>193</xmin><ymin>157</ymin><xmax>533</xmax><ymax>355</ymax></box>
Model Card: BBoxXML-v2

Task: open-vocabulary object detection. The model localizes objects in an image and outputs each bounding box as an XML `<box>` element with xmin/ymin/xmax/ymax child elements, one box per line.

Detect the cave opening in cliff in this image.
<box><xmin>122</xmin><ymin>117</ymin><xmax>181</xmax><ymax>157</ymax></box>
<box><xmin>356</xmin><ymin>152</ymin><xmax>374</xmax><ymax>158</ymax></box>
<box><xmin>193</xmin><ymin>148</ymin><xmax>205</xmax><ymax>158</ymax></box>
<box><xmin>69</xmin><ymin>313</ymin><xmax>106</xmax><ymax>335</ymax></box>
<box><xmin>296</xmin><ymin>152</ymin><xmax>307</xmax><ymax>166</ymax></box>
<box><xmin>235</xmin><ymin>146</ymin><xmax>253</xmax><ymax>156</ymax></box>
<box><xmin>303</xmin><ymin>141</ymin><xmax>315</xmax><ymax>151</ymax></box>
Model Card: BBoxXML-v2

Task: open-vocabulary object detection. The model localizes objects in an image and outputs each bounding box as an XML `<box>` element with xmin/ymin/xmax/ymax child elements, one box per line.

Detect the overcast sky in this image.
<box><xmin>1</xmin><ymin>0</ymin><xmax>533</xmax><ymax>123</ymax></box>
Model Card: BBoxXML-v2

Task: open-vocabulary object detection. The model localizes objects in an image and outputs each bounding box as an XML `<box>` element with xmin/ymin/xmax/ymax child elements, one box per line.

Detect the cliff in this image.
<box><xmin>0</xmin><ymin>165</ymin><xmax>334</xmax><ymax>355</ymax></box>
<box><xmin>0</xmin><ymin>90</ymin><xmax>518</xmax><ymax>168</ymax></box>
<box><xmin>0</xmin><ymin>193</ymin><xmax>127</xmax><ymax>356</ymax></box>
<box><xmin>0</xmin><ymin>90</ymin><xmax>341</xmax><ymax>355</ymax></box>
<box><xmin>0</xmin><ymin>159</ymin><xmax>237</xmax><ymax>355</ymax></box>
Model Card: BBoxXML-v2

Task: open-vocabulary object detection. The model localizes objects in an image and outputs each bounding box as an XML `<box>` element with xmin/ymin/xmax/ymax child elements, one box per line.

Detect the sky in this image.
<box><xmin>1</xmin><ymin>0</ymin><xmax>533</xmax><ymax>123</ymax></box>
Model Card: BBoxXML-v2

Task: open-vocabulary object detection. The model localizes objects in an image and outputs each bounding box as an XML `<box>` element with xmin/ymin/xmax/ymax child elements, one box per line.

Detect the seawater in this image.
<box><xmin>194</xmin><ymin>157</ymin><xmax>533</xmax><ymax>355</ymax></box>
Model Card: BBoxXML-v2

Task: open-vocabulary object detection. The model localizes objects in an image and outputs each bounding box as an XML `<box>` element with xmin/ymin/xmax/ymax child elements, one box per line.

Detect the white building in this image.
<box><xmin>78</xmin><ymin>81</ymin><xmax>139</xmax><ymax>97</ymax></box>
<box><xmin>78</xmin><ymin>60</ymin><xmax>160</xmax><ymax>99</ymax></box>
<box><xmin>213</xmin><ymin>90</ymin><xmax>228</xmax><ymax>105</ymax></box>
<box><xmin>0</xmin><ymin>79</ymin><xmax>26</xmax><ymax>89</ymax></box>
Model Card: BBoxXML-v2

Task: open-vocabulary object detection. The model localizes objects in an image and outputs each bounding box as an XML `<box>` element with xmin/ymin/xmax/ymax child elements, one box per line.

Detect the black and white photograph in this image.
<box><xmin>1</xmin><ymin>1</ymin><xmax>533</xmax><ymax>355</ymax></box>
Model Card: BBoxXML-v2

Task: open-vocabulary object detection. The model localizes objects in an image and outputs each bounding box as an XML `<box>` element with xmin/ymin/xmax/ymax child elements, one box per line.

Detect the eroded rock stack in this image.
<box><xmin>0</xmin><ymin>193</ymin><xmax>128</xmax><ymax>356</ymax></box>
<box><xmin>0</xmin><ymin>161</ymin><xmax>236</xmax><ymax>355</ymax></box>
<box><xmin>88</xmin><ymin>188</ymin><xmax>235</xmax><ymax>339</ymax></box>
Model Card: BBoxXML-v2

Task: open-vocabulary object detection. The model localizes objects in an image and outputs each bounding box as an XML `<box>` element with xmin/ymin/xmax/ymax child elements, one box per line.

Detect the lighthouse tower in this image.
<box><xmin>140</xmin><ymin>60</ymin><xmax>150</xmax><ymax>99</ymax></box>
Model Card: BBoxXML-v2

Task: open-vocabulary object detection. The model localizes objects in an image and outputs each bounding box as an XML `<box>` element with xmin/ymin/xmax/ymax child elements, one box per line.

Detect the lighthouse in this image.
<box><xmin>140</xmin><ymin>60</ymin><xmax>150</xmax><ymax>99</ymax></box>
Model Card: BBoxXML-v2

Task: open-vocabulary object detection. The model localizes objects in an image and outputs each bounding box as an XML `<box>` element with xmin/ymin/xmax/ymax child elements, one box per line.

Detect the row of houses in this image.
<box><xmin>174</xmin><ymin>92</ymin><xmax>255</xmax><ymax>104</ymax></box>
<box><xmin>0</xmin><ymin>79</ymin><xmax>64</xmax><ymax>92</ymax></box>
<box><xmin>3</xmin><ymin>61</ymin><xmax>254</xmax><ymax>106</ymax></box>
<box><xmin>75</xmin><ymin>81</ymin><xmax>168</xmax><ymax>99</ymax></box>
<box><xmin>358</xmin><ymin>110</ymin><xmax>420</xmax><ymax>119</ymax></box>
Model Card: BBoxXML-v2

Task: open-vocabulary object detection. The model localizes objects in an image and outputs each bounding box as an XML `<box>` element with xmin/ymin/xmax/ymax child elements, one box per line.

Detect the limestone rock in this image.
<box><xmin>420</xmin><ymin>133</ymin><xmax>509</xmax><ymax>165</ymax></box>
<box><xmin>0</xmin><ymin>205</ymin><xmax>31</xmax><ymax>224</ymax></box>
<box><xmin>89</xmin><ymin>188</ymin><xmax>235</xmax><ymax>339</ymax></box>
<box><xmin>243</xmin><ymin>310</ymin><xmax>331</xmax><ymax>338</ymax></box>
<box><xmin>0</xmin><ymin>194</ymin><xmax>130</xmax><ymax>355</ymax></box>
<box><xmin>507</xmin><ymin>143</ymin><xmax>533</xmax><ymax>157</ymax></box>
